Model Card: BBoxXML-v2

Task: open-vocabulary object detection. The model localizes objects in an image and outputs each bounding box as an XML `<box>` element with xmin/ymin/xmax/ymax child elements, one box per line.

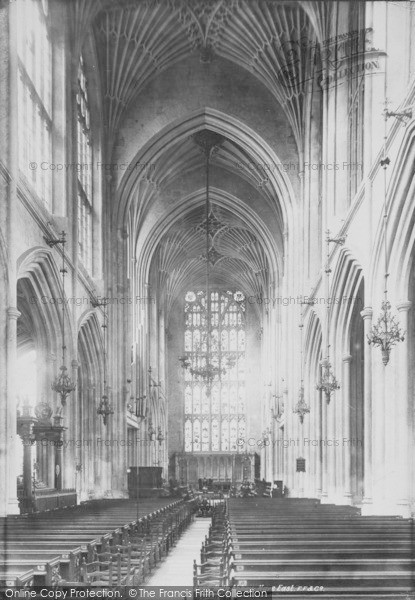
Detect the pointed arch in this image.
<box><xmin>116</xmin><ymin>108</ymin><xmax>295</xmax><ymax>240</ymax></box>
<box><xmin>329</xmin><ymin>249</ymin><xmax>365</xmax><ymax>356</ymax></box>
<box><xmin>76</xmin><ymin>313</ymin><xmax>106</xmax><ymax>500</ymax></box>
<box><xmin>370</xmin><ymin>121</ymin><xmax>415</xmax><ymax>303</ymax></box>
<box><xmin>17</xmin><ymin>248</ymin><xmax>76</xmax><ymax>356</ymax></box>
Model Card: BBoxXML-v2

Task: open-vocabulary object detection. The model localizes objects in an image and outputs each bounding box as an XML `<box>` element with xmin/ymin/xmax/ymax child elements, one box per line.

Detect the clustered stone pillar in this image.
<box><xmin>360</xmin><ymin>307</ymin><xmax>373</xmax><ymax>511</ymax></box>
<box><xmin>342</xmin><ymin>355</ymin><xmax>352</xmax><ymax>502</ymax></box>
<box><xmin>396</xmin><ymin>301</ymin><xmax>411</xmax><ymax>515</ymax></box>
<box><xmin>17</xmin><ymin>411</ymin><xmax>35</xmax><ymax>512</ymax></box>
<box><xmin>6</xmin><ymin>307</ymin><xmax>21</xmax><ymax>515</ymax></box>
<box><xmin>320</xmin><ymin>391</ymin><xmax>328</xmax><ymax>501</ymax></box>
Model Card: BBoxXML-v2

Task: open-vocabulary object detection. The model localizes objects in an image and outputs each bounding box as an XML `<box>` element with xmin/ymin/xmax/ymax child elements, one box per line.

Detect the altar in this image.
<box><xmin>172</xmin><ymin>452</ymin><xmax>258</xmax><ymax>486</ymax></box>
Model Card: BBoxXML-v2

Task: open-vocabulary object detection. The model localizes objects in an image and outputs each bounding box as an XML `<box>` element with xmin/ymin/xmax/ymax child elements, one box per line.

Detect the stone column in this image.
<box><xmin>55</xmin><ymin>441</ymin><xmax>63</xmax><ymax>491</ymax></box>
<box><xmin>58</xmin><ymin>358</ymin><xmax>77</xmax><ymax>492</ymax></box>
<box><xmin>17</xmin><ymin>414</ymin><xmax>35</xmax><ymax>512</ymax></box>
<box><xmin>68</xmin><ymin>358</ymin><xmax>79</xmax><ymax>491</ymax></box>
<box><xmin>0</xmin><ymin>0</ymin><xmax>19</xmax><ymax>518</ymax></box>
<box><xmin>320</xmin><ymin>392</ymin><xmax>328</xmax><ymax>500</ymax></box>
<box><xmin>285</xmin><ymin>392</ymin><xmax>296</xmax><ymax>494</ymax></box>
<box><xmin>0</xmin><ymin>283</ymin><xmax>9</xmax><ymax>518</ymax></box>
<box><xmin>315</xmin><ymin>390</ymin><xmax>322</xmax><ymax>498</ymax></box>
<box><xmin>342</xmin><ymin>355</ymin><xmax>352</xmax><ymax>502</ymax></box>
<box><xmin>326</xmin><ymin>373</ymin><xmax>339</xmax><ymax>500</ymax></box>
<box><xmin>6</xmin><ymin>307</ymin><xmax>21</xmax><ymax>515</ymax></box>
<box><xmin>268</xmin><ymin>426</ymin><xmax>274</xmax><ymax>481</ymax></box>
<box><xmin>360</xmin><ymin>308</ymin><xmax>373</xmax><ymax>510</ymax></box>
<box><xmin>46</xmin><ymin>353</ymin><xmax>56</xmax><ymax>488</ymax></box>
<box><xmin>396</xmin><ymin>301</ymin><xmax>411</xmax><ymax>515</ymax></box>
<box><xmin>272</xmin><ymin>413</ymin><xmax>278</xmax><ymax>481</ymax></box>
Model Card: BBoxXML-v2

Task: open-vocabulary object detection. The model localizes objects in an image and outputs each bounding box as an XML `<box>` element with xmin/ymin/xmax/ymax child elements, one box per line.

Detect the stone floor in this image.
<box><xmin>146</xmin><ymin>518</ymin><xmax>211</xmax><ymax>586</ymax></box>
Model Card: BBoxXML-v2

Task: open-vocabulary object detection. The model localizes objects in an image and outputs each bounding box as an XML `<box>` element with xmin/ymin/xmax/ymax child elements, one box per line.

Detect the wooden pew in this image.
<box><xmin>0</xmin><ymin>557</ymin><xmax>63</xmax><ymax>586</ymax></box>
<box><xmin>1</xmin><ymin>498</ymin><xmax>185</xmax><ymax>586</ymax></box>
<box><xmin>225</xmin><ymin>498</ymin><xmax>415</xmax><ymax>596</ymax></box>
<box><xmin>76</xmin><ymin>499</ymin><xmax>195</xmax><ymax>585</ymax></box>
<box><xmin>0</xmin><ymin>549</ymin><xmax>82</xmax><ymax>581</ymax></box>
<box><xmin>0</xmin><ymin>569</ymin><xmax>35</xmax><ymax>587</ymax></box>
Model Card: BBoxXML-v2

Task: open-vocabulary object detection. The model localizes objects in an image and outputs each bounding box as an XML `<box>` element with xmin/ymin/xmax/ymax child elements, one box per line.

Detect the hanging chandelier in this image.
<box><xmin>316</xmin><ymin>356</ymin><xmax>340</xmax><ymax>403</ymax></box>
<box><xmin>178</xmin><ymin>130</ymin><xmax>237</xmax><ymax>393</ymax></box>
<box><xmin>51</xmin><ymin>363</ymin><xmax>76</xmax><ymax>407</ymax></box>
<box><xmin>179</xmin><ymin>351</ymin><xmax>232</xmax><ymax>387</ymax></box>
<box><xmin>97</xmin><ymin>393</ymin><xmax>113</xmax><ymax>426</ymax></box>
<box><xmin>97</xmin><ymin>299</ymin><xmax>114</xmax><ymax>425</ymax></box>
<box><xmin>316</xmin><ymin>231</ymin><xmax>342</xmax><ymax>403</ymax></box>
<box><xmin>48</xmin><ymin>231</ymin><xmax>76</xmax><ymax>406</ymax></box>
<box><xmin>294</xmin><ymin>384</ymin><xmax>310</xmax><ymax>424</ymax></box>
<box><xmin>294</xmin><ymin>317</ymin><xmax>310</xmax><ymax>423</ymax></box>
<box><xmin>368</xmin><ymin>300</ymin><xmax>404</xmax><ymax>365</ymax></box>
<box><xmin>367</xmin><ymin>107</ymin><xmax>405</xmax><ymax>365</ymax></box>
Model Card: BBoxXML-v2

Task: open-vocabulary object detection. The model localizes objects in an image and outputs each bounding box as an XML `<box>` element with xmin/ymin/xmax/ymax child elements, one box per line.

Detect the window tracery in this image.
<box><xmin>184</xmin><ymin>290</ymin><xmax>246</xmax><ymax>452</ymax></box>
<box><xmin>17</xmin><ymin>0</ymin><xmax>52</xmax><ymax>208</ymax></box>
<box><xmin>77</xmin><ymin>55</ymin><xmax>92</xmax><ymax>271</ymax></box>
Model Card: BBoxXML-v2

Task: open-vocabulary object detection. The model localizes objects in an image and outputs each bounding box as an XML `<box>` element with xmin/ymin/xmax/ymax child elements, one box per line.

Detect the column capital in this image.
<box><xmin>7</xmin><ymin>307</ymin><xmax>21</xmax><ymax>320</ymax></box>
<box><xmin>396</xmin><ymin>300</ymin><xmax>412</xmax><ymax>313</ymax></box>
<box><xmin>342</xmin><ymin>354</ymin><xmax>352</xmax><ymax>363</ymax></box>
<box><xmin>71</xmin><ymin>359</ymin><xmax>79</xmax><ymax>369</ymax></box>
<box><xmin>360</xmin><ymin>307</ymin><xmax>373</xmax><ymax>320</ymax></box>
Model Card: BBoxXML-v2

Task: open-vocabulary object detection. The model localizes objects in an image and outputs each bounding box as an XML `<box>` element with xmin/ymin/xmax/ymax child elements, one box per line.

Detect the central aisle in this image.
<box><xmin>146</xmin><ymin>518</ymin><xmax>211</xmax><ymax>586</ymax></box>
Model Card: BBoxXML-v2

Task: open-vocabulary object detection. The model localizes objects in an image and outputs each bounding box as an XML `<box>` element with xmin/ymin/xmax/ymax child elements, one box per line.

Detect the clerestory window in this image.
<box><xmin>76</xmin><ymin>55</ymin><xmax>93</xmax><ymax>272</ymax></box>
<box><xmin>17</xmin><ymin>0</ymin><xmax>52</xmax><ymax>208</ymax></box>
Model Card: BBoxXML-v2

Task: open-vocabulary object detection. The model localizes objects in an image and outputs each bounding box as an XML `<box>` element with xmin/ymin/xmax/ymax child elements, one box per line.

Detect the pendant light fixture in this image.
<box><xmin>178</xmin><ymin>130</ymin><xmax>237</xmax><ymax>395</ymax></box>
<box><xmin>367</xmin><ymin>105</ymin><xmax>405</xmax><ymax>364</ymax></box>
<box><xmin>48</xmin><ymin>231</ymin><xmax>76</xmax><ymax>407</ymax></box>
<box><xmin>294</xmin><ymin>306</ymin><xmax>310</xmax><ymax>423</ymax></box>
<box><xmin>97</xmin><ymin>299</ymin><xmax>114</xmax><ymax>425</ymax></box>
<box><xmin>316</xmin><ymin>231</ymin><xmax>344</xmax><ymax>402</ymax></box>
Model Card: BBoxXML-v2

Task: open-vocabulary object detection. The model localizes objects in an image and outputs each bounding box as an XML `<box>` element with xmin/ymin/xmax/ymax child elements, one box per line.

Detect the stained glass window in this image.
<box><xmin>184</xmin><ymin>290</ymin><xmax>246</xmax><ymax>452</ymax></box>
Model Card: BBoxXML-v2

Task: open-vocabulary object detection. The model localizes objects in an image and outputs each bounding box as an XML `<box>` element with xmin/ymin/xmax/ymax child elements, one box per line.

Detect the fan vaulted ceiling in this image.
<box><xmin>73</xmin><ymin>0</ymin><xmax>328</xmax><ymax>150</ymax></box>
<box><xmin>72</xmin><ymin>0</ymin><xmax>327</xmax><ymax>308</ymax></box>
<box><xmin>127</xmin><ymin>133</ymin><xmax>284</xmax><ymax>236</ymax></box>
<box><xmin>141</xmin><ymin>128</ymin><xmax>278</xmax><ymax>314</ymax></box>
<box><xmin>156</xmin><ymin>202</ymin><xmax>269</xmax><ymax>311</ymax></box>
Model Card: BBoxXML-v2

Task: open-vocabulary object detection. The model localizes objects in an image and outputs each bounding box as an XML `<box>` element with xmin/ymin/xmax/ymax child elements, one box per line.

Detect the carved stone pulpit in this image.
<box><xmin>33</xmin><ymin>407</ymin><xmax>66</xmax><ymax>491</ymax></box>
<box><xmin>16</xmin><ymin>400</ymin><xmax>70</xmax><ymax>513</ymax></box>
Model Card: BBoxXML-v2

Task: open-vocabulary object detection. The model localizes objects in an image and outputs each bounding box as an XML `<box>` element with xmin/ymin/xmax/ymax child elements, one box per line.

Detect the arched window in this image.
<box><xmin>17</xmin><ymin>0</ymin><xmax>52</xmax><ymax>208</ymax></box>
<box><xmin>77</xmin><ymin>55</ymin><xmax>93</xmax><ymax>272</ymax></box>
<box><xmin>184</xmin><ymin>290</ymin><xmax>246</xmax><ymax>452</ymax></box>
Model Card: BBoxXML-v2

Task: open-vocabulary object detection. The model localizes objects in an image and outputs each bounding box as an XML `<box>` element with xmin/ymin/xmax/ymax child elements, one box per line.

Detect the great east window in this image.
<box><xmin>184</xmin><ymin>290</ymin><xmax>246</xmax><ymax>453</ymax></box>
